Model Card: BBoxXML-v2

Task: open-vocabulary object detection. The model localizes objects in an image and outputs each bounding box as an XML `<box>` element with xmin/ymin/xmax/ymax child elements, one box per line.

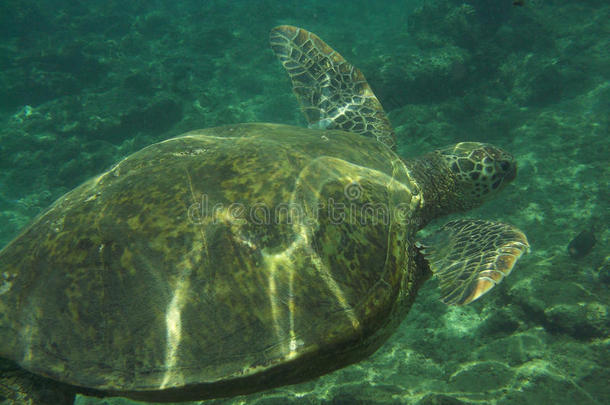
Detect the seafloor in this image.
<box><xmin>0</xmin><ymin>0</ymin><xmax>608</xmax><ymax>404</ymax></box>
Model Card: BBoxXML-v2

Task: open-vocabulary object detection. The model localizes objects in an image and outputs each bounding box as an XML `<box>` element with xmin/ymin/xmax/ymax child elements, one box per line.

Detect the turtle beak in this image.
<box><xmin>505</xmin><ymin>161</ymin><xmax>517</xmax><ymax>182</ymax></box>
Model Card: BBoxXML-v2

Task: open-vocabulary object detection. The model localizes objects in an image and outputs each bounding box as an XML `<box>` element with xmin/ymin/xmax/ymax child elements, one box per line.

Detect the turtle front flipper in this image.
<box><xmin>419</xmin><ymin>219</ymin><xmax>529</xmax><ymax>305</ymax></box>
<box><xmin>270</xmin><ymin>25</ymin><xmax>396</xmax><ymax>150</ymax></box>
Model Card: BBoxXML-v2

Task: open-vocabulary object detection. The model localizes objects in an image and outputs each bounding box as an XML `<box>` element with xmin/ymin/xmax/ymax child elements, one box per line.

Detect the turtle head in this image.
<box><xmin>438</xmin><ymin>142</ymin><xmax>516</xmax><ymax>206</ymax></box>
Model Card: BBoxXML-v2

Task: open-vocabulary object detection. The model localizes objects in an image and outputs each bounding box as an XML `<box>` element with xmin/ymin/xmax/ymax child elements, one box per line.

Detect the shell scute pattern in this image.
<box><xmin>0</xmin><ymin>124</ymin><xmax>419</xmax><ymax>393</ymax></box>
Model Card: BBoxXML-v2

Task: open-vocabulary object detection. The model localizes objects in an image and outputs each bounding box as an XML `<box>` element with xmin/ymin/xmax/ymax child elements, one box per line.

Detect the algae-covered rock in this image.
<box><xmin>544</xmin><ymin>302</ymin><xmax>609</xmax><ymax>339</ymax></box>
<box><xmin>448</xmin><ymin>361</ymin><xmax>514</xmax><ymax>392</ymax></box>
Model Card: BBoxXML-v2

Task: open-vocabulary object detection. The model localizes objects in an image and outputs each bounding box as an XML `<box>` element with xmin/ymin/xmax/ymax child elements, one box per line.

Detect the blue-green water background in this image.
<box><xmin>0</xmin><ymin>0</ymin><xmax>608</xmax><ymax>404</ymax></box>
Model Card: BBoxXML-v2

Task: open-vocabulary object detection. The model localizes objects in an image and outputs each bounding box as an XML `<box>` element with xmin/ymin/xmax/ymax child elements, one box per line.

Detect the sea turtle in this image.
<box><xmin>0</xmin><ymin>25</ymin><xmax>529</xmax><ymax>404</ymax></box>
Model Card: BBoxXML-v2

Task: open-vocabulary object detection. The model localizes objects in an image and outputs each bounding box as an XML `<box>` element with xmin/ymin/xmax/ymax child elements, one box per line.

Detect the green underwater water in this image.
<box><xmin>0</xmin><ymin>0</ymin><xmax>608</xmax><ymax>404</ymax></box>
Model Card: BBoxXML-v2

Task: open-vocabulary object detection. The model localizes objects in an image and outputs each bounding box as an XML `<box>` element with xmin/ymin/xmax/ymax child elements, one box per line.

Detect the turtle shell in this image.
<box><xmin>0</xmin><ymin>123</ymin><xmax>426</xmax><ymax>400</ymax></box>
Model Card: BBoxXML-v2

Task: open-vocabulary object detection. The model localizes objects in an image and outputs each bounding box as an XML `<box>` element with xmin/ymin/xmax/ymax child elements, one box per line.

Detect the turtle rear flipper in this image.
<box><xmin>270</xmin><ymin>25</ymin><xmax>396</xmax><ymax>150</ymax></box>
<box><xmin>420</xmin><ymin>219</ymin><xmax>529</xmax><ymax>305</ymax></box>
<box><xmin>0</xmin><ymin>363</ymin><xmax>77</xmax><ymax>405</ymax></box>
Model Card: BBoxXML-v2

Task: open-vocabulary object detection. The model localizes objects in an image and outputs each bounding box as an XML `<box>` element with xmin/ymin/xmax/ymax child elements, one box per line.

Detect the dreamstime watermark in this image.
<box><xmin>187</xmin><ymin>182</ymin><xmax>423</xmax><ymax>227</ymax></box>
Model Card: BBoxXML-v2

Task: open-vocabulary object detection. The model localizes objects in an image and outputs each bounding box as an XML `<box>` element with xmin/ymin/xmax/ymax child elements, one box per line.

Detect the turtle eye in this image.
<box><xmin>500</xmin><ymin>161</ymin><xmax>511</xmax><ymax>172</ymax></box>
